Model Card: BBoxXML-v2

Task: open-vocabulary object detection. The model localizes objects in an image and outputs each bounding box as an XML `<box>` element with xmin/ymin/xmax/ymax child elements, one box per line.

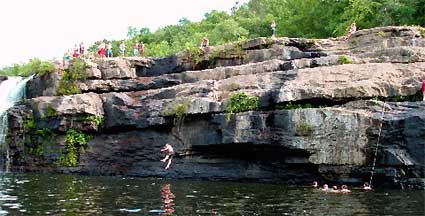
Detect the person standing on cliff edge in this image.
<box><xmin>160</xmin><ymin>143</ymin><xmax>174</xmax><ymax>170</ymax></box>
<box><xmin>271</xmin><ymin>20</ymin><xmax>276</xmax><ymax>38</ymax></box>
<box><xmin>345</xmin><ymin>22</ymin><xmax>357</xmax><ymax>40</ymax></box>
<box><xmin>422</xmin><ymin>79</ymin><xmax>425</xmax><ymax>101</ymax></box>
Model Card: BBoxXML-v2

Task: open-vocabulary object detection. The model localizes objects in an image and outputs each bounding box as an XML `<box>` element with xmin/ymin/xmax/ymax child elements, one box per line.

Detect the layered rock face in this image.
<box><xmin>7</xmin><ymin>26</ymin><xmax>425</xmax><ymax>188</ymax></box>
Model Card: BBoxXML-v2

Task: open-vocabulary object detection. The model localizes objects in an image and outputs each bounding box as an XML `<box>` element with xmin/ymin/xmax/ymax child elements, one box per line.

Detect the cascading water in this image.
<box><xmin>0</xmin><ymin>76</ymin><xmax>33</xmax><ymax>171</ymax></box>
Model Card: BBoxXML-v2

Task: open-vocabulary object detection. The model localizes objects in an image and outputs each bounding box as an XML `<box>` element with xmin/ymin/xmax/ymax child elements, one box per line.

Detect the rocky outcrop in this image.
<box><xmin>6</xmin><ymin>26</ymin><xmax>425</xmax><ymax>188</ymax></box>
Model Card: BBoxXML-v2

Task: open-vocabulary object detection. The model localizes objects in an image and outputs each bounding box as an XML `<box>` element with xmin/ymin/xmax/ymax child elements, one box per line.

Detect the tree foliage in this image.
<box><xmin>1</xmin><ymin>0</ymin><xmax>423</xmax><ymax>71</ymax></box>
<box><xmin>0</xmin><ymin>58</ymin><xmax>54</xmax><ymax>77</ymax></box>
<box><xmin>97</xmin><ymin>0</ymin><xmax>422</xmax><ymax>59</ymax></box>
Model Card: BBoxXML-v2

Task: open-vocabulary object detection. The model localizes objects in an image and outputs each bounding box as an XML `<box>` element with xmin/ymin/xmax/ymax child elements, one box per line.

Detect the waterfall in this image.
<box><xmin>0</xmin><ymin>76</ymin><xmax>33</xmax><ymax>171</ymax></box>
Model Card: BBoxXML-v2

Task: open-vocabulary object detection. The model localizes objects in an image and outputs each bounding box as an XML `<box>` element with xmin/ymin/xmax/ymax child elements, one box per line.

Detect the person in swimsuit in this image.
<box><xmin>321</xmin><ymin>184</ymin><xmax>329</xmax><ymax>192</ymax></box>
<box><xmin>271</xmin><ymin>20</ymin><xmax>276</xmax><ymax>37</ymax></box>
<box><xmin>79</xmin><ymin>42</ymin><xmax>85</xmax><ymax>57</ymax></box>
<box><xmin>73</xmin><ymin>44</ymin><xmax>80</xmax><ymax>58</ymax></box>
<box><xmin>341</xmin><ymin>185</ymin><xmax>351</xmax><ymax>193</ymax></box>
<box><xmin>201</xmin><ymin>37</ymin><xmax>209</xmax><ymax>48</ymax></box>
<box><xmin>98</xmin><ymin>41</ymin><xmax>106</xmax><ymax>58</ymax></box>
<box><xmin>106</xmin><ymin>41</ymin><xmax>113</xmax><ymax>58</ymax></box>
<box><xmin>133</xmin><ymin>42</ymin><xmax>139</xmax><ymax>57</ymax></box>
<box><xmin>139</xmin><ymin>42</ymin><xmax>145</xmax><ymax>57</ymax></box>
<box><xmin>345</xmin><ymin>22</ymin><xmax>357</xmax><ymax>40</ymax></box>
<box><xmin>160</xmin><ymin>143</ymin><xmax>174</xmax><ymax>170</ymax></box>
<box><xmin>119</xmin><ymin>41</ymin><xmax>126</xmax><ymax>57</ymax></box>
<box><xmin>363</xmin><ymin>182</ymin><xmax>372</xmax><ymax>190</ymax></box>
<box><xmin>312</xmin><ymin>181</ymin><xmax>319</xmax><ymax>188</ymax></box>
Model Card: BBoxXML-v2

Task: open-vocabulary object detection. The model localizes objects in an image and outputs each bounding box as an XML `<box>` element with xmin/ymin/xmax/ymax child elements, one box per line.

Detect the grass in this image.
<box><xmin>377</xmin><ymin>31</ymin><xmax>386</xmax><ymax>37</ymax></box>
<box><xmin>338</xmin><ymin>55</ymin><xmax>353</xmax><ymax>64</ymax></box>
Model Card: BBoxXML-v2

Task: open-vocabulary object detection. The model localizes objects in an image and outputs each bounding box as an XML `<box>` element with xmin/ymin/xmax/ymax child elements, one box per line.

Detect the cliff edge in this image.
<box><xmin>6</xmin><ymin>26</ymin><xmax>425</xmax><ymax>188</ymax></box>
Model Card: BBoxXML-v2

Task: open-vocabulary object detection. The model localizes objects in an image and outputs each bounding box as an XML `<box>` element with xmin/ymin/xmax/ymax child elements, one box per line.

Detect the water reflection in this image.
<box><xmin>0</xmin><ymin>173</ymin><xmax>420</xmax><ymax>215</ymax></box>
<box><xmin>161</xmin><ymin>184</ymin><xmax>175</xmax><ymax>215</ymax></box>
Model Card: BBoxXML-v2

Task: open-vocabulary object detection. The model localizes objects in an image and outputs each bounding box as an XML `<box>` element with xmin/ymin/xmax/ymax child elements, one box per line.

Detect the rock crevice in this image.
<box><xmin>6</xmin><ymin>26</ymin><xmax>425</xmax><ymax>188</ymax></box>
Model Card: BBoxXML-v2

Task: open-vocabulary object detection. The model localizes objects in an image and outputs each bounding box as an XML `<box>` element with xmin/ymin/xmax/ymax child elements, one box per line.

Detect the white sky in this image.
<box><xmin>0</xmin><ymin>0</ymin><xmax>248</xmax><ymax>68</ymax></box>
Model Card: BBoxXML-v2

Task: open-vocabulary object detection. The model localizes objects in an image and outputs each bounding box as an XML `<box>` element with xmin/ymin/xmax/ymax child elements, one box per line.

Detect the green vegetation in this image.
<box><xmin>164</xmin><ymin>100</ymin><xmax>191</xmax><ymax>125</ymax></box>
<box><xmin>24</xmin><ymin>113</ymin><xmax>36</xmax><ymax>131</ymax></box>
<box><xmin>226</xmin><ymin>92</ymin><xmax>259</xmax><ymax>122</ymax></box>
<box><xmin>83</xmin><ymin>0</ymin><xmax>424</xmax><ymax>59</ymax></box>
<box><xmin>295</xmin><ymin>120</ymin><xmax>314</xmax><ymax>136</ymax></box>
<box><xmin>23</xmin><ymin>113</ymin><xmax>57</xmax><ymax>158</ymax></box>
<box><xmin>46</xmin><ymin>105</ymin><xmax>57</xmax><ymax>118</ymax></box>
<box><xmin>57</xmin><ymin>58</ymin><xmax>88</xmax><ymax>96</ymax></box>
<box><xmin>59</xmin><ymin>129</ymin><xmax>92</xmax><ymax>167</ymax></box>
<box><xmin>86</xmin><ymin>115</ymin><xmax>104</xmax><ymax>128</ymax></box>
<box><xmin>276</xmin><ymin>102</ymin><xmax>327</xmax><ymax>110</ymax></box>
<box><xmin>377</xmin><ymin>31</ymin><xmax>386</xmax><ymax>37</ymax></box>
<box><xmin>185</xmin><ymin>46</ymin><xmax>203</xmax><ymax>65</ymax></box>
<box><xmin>0</xmin><ymin>58</ymin><xmax>54</xmax><ymax>77</ymax></box>
<box><xmin>281</xmin><ymin>102</ymin><xmax>313</xmax><ymax>110</ymax></box>
<box><xmin>338</xmin><ymin>55</ymin><xmax>353</xmax><ymax>64</ymax></box>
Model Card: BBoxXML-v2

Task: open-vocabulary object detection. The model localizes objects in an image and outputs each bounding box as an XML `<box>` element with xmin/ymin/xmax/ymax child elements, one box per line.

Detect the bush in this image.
<box><xmin>56</xmin><ymin>58</ymin><xmax>87</xmax><ymax>96</ymax></box>
<box><xmin>164</xmin><ymin>100</ymin><xmax>191</xmax><ymax>125</ymax></box>
<box><xmin>86</xmin><ymin>115</ymin><xmax>104</xmax><ymax>128</ymax></box>
<box><xmin>59</xmin><ymin>129</ymin><xmax>92</xmax><ymax>167</ymax></box>
<box><xmin>226</xmin><ymin>92</ymin><xmax>259</xmax><ymax>122</ymax></box>
<box><xmin>185</xmin><ymin>46</ymin><xmax>203</xmax><ymax>64</ymax></box>
<box><xmin>338</xmin><ymin>55</ymin><xmax>353</xmax><ymax>64</ymax></box>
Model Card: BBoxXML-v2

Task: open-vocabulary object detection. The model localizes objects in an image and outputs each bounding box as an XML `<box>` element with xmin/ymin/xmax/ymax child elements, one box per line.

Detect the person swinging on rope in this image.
<box><xmin>160</xmin><ymin>143</ymin><xmax>174</xmax><ymax>170</ymax></box>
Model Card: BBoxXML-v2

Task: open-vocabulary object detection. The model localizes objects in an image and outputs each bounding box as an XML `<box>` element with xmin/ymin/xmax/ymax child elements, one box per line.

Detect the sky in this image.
<box><xmin>0</xmin><ymin>0</ymin><xmax>248</xmax><ymax>68</ymax></box>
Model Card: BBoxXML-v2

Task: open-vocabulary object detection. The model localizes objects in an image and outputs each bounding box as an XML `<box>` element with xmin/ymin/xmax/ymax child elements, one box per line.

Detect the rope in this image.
<box><xmin>369</xmin><ymin>101</ymin><xmax>387</xmax><ymax>187</ymax></box>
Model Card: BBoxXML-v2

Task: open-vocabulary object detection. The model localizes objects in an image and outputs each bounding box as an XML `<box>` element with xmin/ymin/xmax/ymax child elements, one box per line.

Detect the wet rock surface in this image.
<box><xmin>6</xmin><ymin>26</ymin><xmax>425</xmax><ymax>188</ymax></box>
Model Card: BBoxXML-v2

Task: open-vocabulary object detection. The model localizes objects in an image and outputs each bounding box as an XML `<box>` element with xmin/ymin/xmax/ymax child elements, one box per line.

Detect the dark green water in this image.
<box><xmin>0</xmin><ymin>173</ymin><xmax>422</xmax><ymax>215</ymax></box>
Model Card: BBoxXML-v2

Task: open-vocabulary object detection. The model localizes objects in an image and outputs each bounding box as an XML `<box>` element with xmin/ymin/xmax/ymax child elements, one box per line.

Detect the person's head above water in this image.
<box><xmin>363</xmin><ymin>182</ymin><xmax>372</xmax><ymax>190</ymax></box>
<box><xmin>312</xmin><ymin>181</ymin><xmax>318</xmax><ymax>188</ymax></box>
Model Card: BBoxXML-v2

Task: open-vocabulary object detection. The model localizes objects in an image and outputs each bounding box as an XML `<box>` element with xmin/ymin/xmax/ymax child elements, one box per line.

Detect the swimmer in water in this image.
<box><xmin>312</xmin><ymin>181</ymin><xmax>319</xmax><ymax>188</ymax></box>
<box><xmin>341</xmin><ymin>185</ymin><xmax>351</xmax><ymax>193</ymax></box>
<box><xmin>363</xmin><ymin>182</ymin><xmax>372</xmax><ymax>190</ymax></box>
<box><xmin>321</xmin><ymin>184</ymin><xmax>329</xmax><ymax>192</ymax></box>
<box><xmin>331</xmin><ymin>185</ymin><xmax>340</xmax><ymax>193</ymax></box>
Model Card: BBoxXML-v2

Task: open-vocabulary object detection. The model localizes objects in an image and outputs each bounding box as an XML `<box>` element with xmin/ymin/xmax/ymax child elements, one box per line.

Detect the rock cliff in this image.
<box><xmin>6</xmin><ymin>26</ymin><xmax>425</xmax><ymax>188</ymax></box>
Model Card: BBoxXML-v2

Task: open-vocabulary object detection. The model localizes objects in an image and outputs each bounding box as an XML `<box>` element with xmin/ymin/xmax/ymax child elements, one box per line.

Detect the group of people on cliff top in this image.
<box><xmin>95</xmin><ymin>40</ymin><xmax>146</xmax><ymax>58</ymax></box>
<box><xmin>63</xmin><ymin>42</ymin><xmax>85</xmax><ymax>62</ymax></box>
<box><xmin>312</xmin><ymin>181</ymin><xmax>372</xmax><ymax>193</ymax></box>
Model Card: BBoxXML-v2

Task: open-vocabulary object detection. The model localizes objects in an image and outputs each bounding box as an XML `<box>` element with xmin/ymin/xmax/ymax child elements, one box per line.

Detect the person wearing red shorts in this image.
<box><xmin>98</xmin><ymin>41</ymin><xmax>106</xmax><ymax>58</ymax></box>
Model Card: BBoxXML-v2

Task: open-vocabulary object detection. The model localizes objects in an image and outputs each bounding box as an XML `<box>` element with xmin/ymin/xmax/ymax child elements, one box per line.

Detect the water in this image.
<box><xmin>0</xmin><ymin>76</ymin><xmax>33</xmax><ymax>171</ymax></box>
<box><xmin>0</xmin><ymin>173</ymin><xmax>421</xmax><ymax>215</ymax></box>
